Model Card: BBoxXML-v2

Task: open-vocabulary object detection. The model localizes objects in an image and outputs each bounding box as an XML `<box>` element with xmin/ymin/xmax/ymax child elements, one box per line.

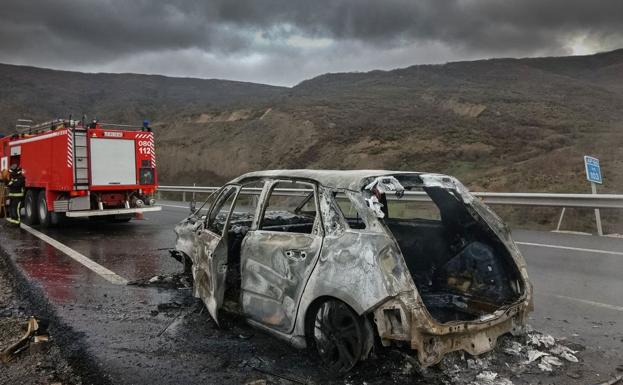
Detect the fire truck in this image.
<box><xmin>0</xmin><ymin>118</ymin><xmax>161</xmax><ymax>226</ymax></box>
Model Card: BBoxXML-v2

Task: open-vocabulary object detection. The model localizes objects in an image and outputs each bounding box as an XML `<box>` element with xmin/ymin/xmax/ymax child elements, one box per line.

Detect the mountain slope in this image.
<box><xmin>156</xmin><ymin>49</ymin><xmax>623</xmax><ymax>198</ymax></box>
<box><xmin>1</xmin><ymin>50</ymin><xmax>622</xmax><ymax>200</ymax></box>
<box><xmin>0</xmin><ymin>63</ymin><xmax>285</xmax><ymax>131</ymax></box>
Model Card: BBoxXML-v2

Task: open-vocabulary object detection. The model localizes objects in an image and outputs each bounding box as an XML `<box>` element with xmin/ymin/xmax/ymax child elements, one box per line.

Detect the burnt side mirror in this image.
<box><xmin>189</xmin><ymin>199</ymin><xmax>197</xmax><ymax>214</ymax></box>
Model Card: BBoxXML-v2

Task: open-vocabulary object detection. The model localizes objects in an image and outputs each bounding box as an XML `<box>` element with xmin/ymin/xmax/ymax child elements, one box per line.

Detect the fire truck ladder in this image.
<box><xmin>72</xmin><ymin>127</ymin><xmax>89</xmax><ymax>190</ymax></box>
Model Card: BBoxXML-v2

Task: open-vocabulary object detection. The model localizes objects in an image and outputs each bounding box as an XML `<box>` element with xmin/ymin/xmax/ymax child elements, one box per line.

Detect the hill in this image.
<box><xmin>157</xmin><ymin>50</ymin><xmax>623</xmax><ymax>196</ymax></box>
<box><xmin>1</xmin><ymin>50</ymin><xmax>622</xmax><ymax>200</ymax></box>
<box><xmin>0</xmin><ymin>63</ymin><xmax>285</xmax><ymax>131</ymax></box>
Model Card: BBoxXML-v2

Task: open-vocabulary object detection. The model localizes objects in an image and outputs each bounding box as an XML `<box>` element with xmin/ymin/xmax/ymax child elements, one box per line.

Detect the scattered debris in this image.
<box><xmin>550</xmin><ymin>345</ymin><xmax>579</xmax><ymax>362</ymax></box>
<box><xmin>472</xmin><ymin>370</ymin><xmax>514</xmax><ymax>385</ymax></box>
<box><xmin>128</xmin><ymin>272</ymin><xmax>192</xmax><ymax>289</ymax></box>
<box><xmin>426</xmin><ymin>330</ymin><xmax>585</xmax><ymax>384</ymax></box>
<box><xmin>0</xmin><ymin>316</ymin><xmax>49</xmax><ymax>363</ymax></box>
<box><xmin>528</xmin><ymin>333</ymin><xmax>555</xmax><ymax>348</ymax></box>
<box><xmin>538</xmin><ymin>355</ymin><xmax>563</xmax><ymax>372</ymax></box>
<box><xmin>526</xmin><ymin>349</ymin><xmax>548</xmax><ymax>363</ymax></box>
<box><xmin>502</xmin><ymin>341</ymin><xmax>523</xmax><ymax>356</ymax></box>
<box><xmin>475</xmin><ymin>371</ymin><xmax>498</xmax><ymax>381</ymax></box>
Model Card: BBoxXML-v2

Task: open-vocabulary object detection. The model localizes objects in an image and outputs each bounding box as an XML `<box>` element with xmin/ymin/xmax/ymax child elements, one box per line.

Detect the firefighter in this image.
<box><xmin>141</xmin><ymin>119</ymin><xmax>152</xmax><ymax>132</ymax></box>
<box><xmin>6</xmin><ymin>164</ymin><xmax>25</xmax><ymax>226</ymax></box>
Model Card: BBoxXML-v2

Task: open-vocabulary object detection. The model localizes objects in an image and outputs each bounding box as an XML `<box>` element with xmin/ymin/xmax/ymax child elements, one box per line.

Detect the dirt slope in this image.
<box><xmin>1</xmin><ymin>49</ymin><xmax>622</xmax><ymax>197</ymax></box>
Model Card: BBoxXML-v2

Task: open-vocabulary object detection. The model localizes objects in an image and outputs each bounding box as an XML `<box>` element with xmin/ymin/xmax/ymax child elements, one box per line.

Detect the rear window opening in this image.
<box><xmin>374</xmin><ymin>175</ymin><xmax>524</xmax><ymax>324</ymax></box>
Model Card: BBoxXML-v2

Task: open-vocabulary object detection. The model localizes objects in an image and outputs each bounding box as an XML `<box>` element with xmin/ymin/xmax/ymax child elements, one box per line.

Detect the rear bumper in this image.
<box><xmin>374</xmin><ymin>294</ymin><xmax>532</xmax><ymax>367</ymax></box>
<box><xmin>409</xmin><ymin>302</ymin><xmax>530</xmax><ymax>367</ymax></box>
<box><xmin>65</xmin><ymin>206</ymin><xmax>162</xmax><ymax>217</ymax></box>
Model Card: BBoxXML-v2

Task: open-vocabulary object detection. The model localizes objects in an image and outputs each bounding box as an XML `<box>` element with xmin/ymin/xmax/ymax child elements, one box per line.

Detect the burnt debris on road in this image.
<box><xmin>0</xmin><ymin>243</ymin><xmax>85</xmax><ymax>385</ymax></box>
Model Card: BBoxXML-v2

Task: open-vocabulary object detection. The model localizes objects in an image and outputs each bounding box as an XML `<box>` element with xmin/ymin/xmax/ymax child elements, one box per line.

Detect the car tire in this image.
<box><xmin>37</xmin><ymin>190</ymin><xmax>52</xmax><ymax>228</ymax></box>
<box><xmin>307</xmin><ymin>299</ymin><xmax>368</xmax><ymax>374</ymax></box>
<box><xmin>23</xmin><ymin>189</ymin><xmax>39</xmax><ymax>225</ymax></box>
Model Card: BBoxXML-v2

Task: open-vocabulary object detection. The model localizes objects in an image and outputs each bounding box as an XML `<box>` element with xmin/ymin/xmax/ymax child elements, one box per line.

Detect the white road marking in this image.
<box><xmin>20</xmin><ymin>224</ymin><xmax>129</xmax><ymax>285</ymax></box>
<box><xmin>516</xmin><ymin>241</ymin><xmax>623</xmax><ymax>256</ymax></box>
<box><xmin>550</xmin><ymin>294</ymin><xmax>623</xmax><ymax>312</ymax></box>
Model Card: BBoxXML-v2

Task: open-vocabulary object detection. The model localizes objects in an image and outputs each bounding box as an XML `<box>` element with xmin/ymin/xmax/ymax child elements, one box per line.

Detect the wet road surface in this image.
<box><xmin>1</xmin><ymin>202</ymin><xmax>622</xmax><ymax>384</ymax></box>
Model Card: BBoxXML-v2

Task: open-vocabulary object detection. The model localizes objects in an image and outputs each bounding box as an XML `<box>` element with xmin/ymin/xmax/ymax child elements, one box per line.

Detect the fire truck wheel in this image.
<box><xmin>37</xmin><ymin>190</ymin><xmax>52</xmax><ymax>228</ymax></box>
<box><xmin>23</xmin><ymin>190</ymin><xmax>40</xmax><ymax>225</ymax></box>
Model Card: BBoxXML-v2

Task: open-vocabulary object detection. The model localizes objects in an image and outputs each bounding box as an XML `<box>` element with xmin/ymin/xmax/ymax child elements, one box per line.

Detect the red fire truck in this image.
<box><xmin>0</xmin><ymin>118</ymin><xmax>161</xmax><ymax>226</ymax></box>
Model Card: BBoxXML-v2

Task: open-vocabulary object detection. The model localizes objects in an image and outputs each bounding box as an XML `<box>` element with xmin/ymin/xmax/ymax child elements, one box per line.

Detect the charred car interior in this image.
<box><xmin>173</xmin><ymin>170</ymin><xmax>532</xmax><ymax>373</ymax></box>
<box><xmin>378</xmin><ymin>176</ymin><xmax>525</xmax><ymax>324</ymax></box>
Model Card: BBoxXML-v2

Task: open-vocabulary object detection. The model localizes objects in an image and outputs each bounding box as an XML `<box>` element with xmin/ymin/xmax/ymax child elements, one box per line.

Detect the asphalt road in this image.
<box><xmin>1</xmin><ymin>202</ymin><xmax>622</xmax><ymax>384</ymax></box>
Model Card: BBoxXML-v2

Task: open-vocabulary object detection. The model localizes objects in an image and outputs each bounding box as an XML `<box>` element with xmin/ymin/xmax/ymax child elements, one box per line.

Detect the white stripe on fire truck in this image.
<box><xmin>149</xmin><ymin>136</ymin><xmax>156</xmax><ymax>167</ymax></box>
<box><xmin>9</xmin><ymin>130</ymin><xmax>67</xmax><ymax>146</ymax></box>
<box><xmin>67</xmin><ymin>130</ymin><xmax>73</xmax><ymax>168</ymax></box>
<box><xmin>20</xmin><ymin>224</ymin><xmax>129</xmax><ymax>285</ymax></box>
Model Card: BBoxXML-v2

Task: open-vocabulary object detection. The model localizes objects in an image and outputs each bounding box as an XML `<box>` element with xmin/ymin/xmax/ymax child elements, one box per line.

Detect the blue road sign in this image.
<box><xmin>584</xmin><ymin>156</ymin><xmax>602</xmax><ymax>184</ymax></box>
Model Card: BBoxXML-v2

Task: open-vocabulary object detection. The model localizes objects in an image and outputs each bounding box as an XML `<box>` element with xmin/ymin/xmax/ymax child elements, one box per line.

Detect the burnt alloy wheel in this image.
<box><xmin>309</xmin><ymin>299</ymin><xmax>365</xmax><ymax>374</ymax></box>
<box><xmin>23</xmin><ymin>189</ymin><xmax>39</xmax><ymax>225</ymax></box>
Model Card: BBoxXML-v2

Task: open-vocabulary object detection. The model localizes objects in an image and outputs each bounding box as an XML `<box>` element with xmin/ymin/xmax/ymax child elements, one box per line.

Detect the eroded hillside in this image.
<box><xmin>156</xmin><ymin>49</ymin><xmax>623</xmax><ymax>197</ymax></box>
<box><xmin>1</xmin><ymin>50</ymin><xmax>623</xmax><ymax>198</ymax></box>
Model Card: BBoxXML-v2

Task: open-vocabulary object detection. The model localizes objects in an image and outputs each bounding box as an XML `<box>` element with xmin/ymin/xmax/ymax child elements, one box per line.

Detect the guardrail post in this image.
<box><xmin>192</xmin><ymin>183</ymin><xmax>196</xmax><ymax>203</ymax></box>
<box><xmin>182</xmin><ymin>191</ymin><xmax>186</xmax><ymax>202</ymax></box>
<box><xmin>591</xmin><ymin>183</ymin><xmax>603</xmax><ymax>236</ymax></box>
<box><xmin>555</xmin><ymin>208</ymin><xmax>566</xmax><ymax>232</ymax></box>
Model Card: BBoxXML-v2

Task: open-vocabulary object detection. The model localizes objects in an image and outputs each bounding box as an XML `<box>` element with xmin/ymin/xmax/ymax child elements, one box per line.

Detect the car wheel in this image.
<box><xmin>23</xmin><ymin>189</ymin><xmax>39</xmax><ymax>225</ymax></box>
<box><xmin>37</xmin><ymin>190</ymin><xmax>52</xmax><ymax>227</ymax></box>
<box><xmin>308</xmin><ymin>299</ymin><xmax>366</xmax><ymax>374</ymax></box>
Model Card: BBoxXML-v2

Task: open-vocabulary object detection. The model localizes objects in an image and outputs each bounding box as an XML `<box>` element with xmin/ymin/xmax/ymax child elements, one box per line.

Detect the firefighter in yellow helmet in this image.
<box><xmin>6</xmin><ymin>164</ymin><xmax>25</xmax><ymax>225</ymax></box>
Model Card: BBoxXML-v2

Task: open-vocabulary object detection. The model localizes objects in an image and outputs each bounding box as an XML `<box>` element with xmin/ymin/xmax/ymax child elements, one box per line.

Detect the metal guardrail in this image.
<box><xmin>157</xmin><ymin>185</ymin><xmax>623</xmax><ymax>209</ymax></box>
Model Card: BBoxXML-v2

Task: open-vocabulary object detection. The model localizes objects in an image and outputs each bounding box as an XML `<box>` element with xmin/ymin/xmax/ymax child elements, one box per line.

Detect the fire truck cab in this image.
<box><xmin>0</xmin><ymin>119</ymin><xmax>161</xmax><ymax>226</ymax></box>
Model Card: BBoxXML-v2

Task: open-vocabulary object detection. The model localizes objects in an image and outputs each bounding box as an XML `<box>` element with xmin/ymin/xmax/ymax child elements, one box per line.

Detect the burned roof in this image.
<box><xmin>231</xmin><ymin>169</ymin><xmax>424</xmax><ymax>190</ymax></box>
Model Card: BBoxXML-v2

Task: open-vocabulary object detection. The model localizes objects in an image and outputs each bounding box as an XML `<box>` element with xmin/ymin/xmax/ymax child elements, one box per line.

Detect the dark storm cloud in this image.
<box><xmin>0</xmin><ymin>0</ymin><xmax>621</xmax><ymax>85</ymax></box>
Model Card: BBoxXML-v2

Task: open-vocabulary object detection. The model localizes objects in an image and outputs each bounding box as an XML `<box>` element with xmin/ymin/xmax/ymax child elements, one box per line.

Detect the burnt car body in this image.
<box><xmin>173</xmin><ymin>170</ymin><xmax>533</xmax><ymax>372</ymax></box>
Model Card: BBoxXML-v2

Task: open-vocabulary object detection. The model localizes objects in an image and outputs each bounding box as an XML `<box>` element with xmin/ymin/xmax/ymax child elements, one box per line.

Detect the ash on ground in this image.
<box><xmin>429</xmin><ymin>327</ymin><xmax>584</xmax><ymax>385</ymax></box>
<box><xmin>128</xmin><ymin>272</ymin><xmax>192</xmax><ymax>289</ymax></box>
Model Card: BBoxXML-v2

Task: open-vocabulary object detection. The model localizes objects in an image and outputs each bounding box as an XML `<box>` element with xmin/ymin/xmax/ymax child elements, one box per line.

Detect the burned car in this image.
<box><xmin>173</xmin><ymin>170</ymin><xmax>533</xmax><ymax>373</ymax></box>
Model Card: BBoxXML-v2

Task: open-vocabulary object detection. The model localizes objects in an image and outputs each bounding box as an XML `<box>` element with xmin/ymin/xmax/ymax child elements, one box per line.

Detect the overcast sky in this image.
<box><xmin>1</xmin><ymin>0</ymin><xmax>621</xmax><ymax>86</ymax></box>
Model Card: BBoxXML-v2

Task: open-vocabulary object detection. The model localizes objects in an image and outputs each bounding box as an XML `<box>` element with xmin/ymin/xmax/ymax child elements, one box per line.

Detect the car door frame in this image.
<box><xmin>240</xmin><ymin>178</ymin><xmax>325</xmax><ymax>334</ymax></box>
<box><xmin>193</xmin><ymin>183</ymin><xmax>241</xmax><ymax>325</ymax></box>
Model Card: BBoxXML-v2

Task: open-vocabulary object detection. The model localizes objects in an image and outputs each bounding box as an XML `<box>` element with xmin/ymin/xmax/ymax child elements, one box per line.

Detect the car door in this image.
<box><xmin>193</xmin><ymin>184</ymin><xmax>240</xmax><ymax>325</ymax></box>
<box><xmin>240</xmin><ymin>179</ymin><xmax>324</xmax><ymax>333</ymax></box>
